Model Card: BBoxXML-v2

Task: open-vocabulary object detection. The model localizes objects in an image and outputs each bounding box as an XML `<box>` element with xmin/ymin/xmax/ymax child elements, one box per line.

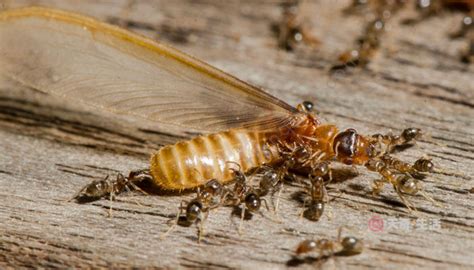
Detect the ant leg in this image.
<box><xmin>160</xmin><ymin>201</ymin><xmax>187</xmax><ymax>239</ymax></box>
<box><xmin>371</xmin><ymin>178</ymin><xmax>387</xmax><ymax>196</ymax></box>
<box><xmin>108</xmin><ymin>191</ymin><xmax>114</xmax><ymax>217</ymax></box>
<box><xmin>393</xmin><ymin>182</ymin><xmax>417</xmax><ymax>212</ymax></box>
<box><xmin>366</xmin><ymin>159</ymin><xmax>415</xmax><ymax>210</ymax></box>
<box><xmin>238</xmin><ymin>206</ymin><xmax>246</xmax><ymax>235</ymax></box>
<box><xmin>197</xmin><ymin>211</ymin><xmax>209</xmax><ymax>243</ymax></box>
<box><xmin>273</xmin><ymin>185</ymin><xmax>283</xmax><ymax>215</ymax></box>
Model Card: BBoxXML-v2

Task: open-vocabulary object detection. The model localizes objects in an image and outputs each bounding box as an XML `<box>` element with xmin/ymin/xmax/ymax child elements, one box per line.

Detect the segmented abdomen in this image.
<box><xmin>150</xmin><ymin>130</ymin><xmax>280</xmax><ymax>190</ymax></box>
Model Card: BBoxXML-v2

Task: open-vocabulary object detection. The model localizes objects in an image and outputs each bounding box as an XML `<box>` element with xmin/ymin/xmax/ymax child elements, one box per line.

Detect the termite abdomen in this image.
<box><xmin>150</xmin><ymin>131</ymin><xmax>278</xmax><ymax>190</ymax></box>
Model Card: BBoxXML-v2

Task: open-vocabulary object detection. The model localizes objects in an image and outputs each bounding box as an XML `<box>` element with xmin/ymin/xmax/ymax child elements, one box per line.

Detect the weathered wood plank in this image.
<box><xmin>1</xmin><ymin>0</ymin><xmax>473</xmax><ymax>269</ymax></box>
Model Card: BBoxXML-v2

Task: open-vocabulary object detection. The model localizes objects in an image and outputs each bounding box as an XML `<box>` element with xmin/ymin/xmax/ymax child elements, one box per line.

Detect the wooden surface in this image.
<box><xmin>1</xmin><ymin>1</ymin><xmax>473</xmax><ymax>269</ymax></box>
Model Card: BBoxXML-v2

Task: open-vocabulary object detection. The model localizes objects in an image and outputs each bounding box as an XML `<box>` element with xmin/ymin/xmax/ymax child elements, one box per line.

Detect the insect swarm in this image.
<box><xmin>337</xmin><ymin>0</ymin><xmax>408</xmax><ymax>68</ymax></box>
<box><xmin>0</xmin><ymin>7</ymin><xmax>439</xmax><ymax>213</ymax></box>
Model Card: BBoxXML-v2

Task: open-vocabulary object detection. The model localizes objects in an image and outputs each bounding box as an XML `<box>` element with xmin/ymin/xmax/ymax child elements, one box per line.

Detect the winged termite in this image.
<box><xmin>0</xmin><ymin>7</ymin><xmax>438</xmax><ymax>210</ymax></box>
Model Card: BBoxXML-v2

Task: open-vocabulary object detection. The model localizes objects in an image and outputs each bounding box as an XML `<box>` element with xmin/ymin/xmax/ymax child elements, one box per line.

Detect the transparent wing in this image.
<box><xmin>0</xmin><ymin>7</ymin><xmax>300</xmax><ymax>134</ymax></box>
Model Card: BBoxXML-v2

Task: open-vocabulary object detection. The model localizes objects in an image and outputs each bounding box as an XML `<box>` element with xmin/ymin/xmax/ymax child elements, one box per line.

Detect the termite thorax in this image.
<box><xmin>292</xmin><ymin>122</ymin><xmax>374</xmax><ymax>166</ymax></box>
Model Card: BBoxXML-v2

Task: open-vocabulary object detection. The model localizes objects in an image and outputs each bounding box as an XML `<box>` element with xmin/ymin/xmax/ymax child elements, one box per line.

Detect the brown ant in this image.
<box><xmin>294</xmin><ymin>228</ymin><xmax>363</xmax><ymax>262</ymax></box>
<box><xmin>450</xmin><ymin>12</ymin><xmax>473</xmax><ymax>38</ymax></box>
<box><xmin>303</xmin><ymin>162</ymin><xmax>331</xmax><ymax>221</ymax></box>
<box><xmin>402</xmin><ymin>1</ymin><xmax>474</xmax><ymax>62</ymax></box>
<box><xmin>337</xmin><ymin>1</ymin><xmax>407</xmax><ymax>68</ymax></box>
<box><xmin>225</xmin><ymin>165</ymin><xmax>270</xmax><ymax>233</ymax></box>
<box><xmin>72</xmin><ymin>169</ymin><xmax>152</xmax><ymax>203</ymax></box>
<box><xmin>272</xmin><ymin>0</ymin><xmax>320</xmax><ymax>51</ymax></box>
<box><xmin>365</xmin><ymin>128</ymin><xmax>440</xmax><ymax>210</ymax></box>
<box><xmin>413</xmin><ymin>0</ymin><xmax>474</xmax><ymax>19</ymax></box>
<box><xmin>256</xmin><ymin>167</ymin><xmax>282</xmax><ymax>197</ymax></box>
<box><xmin>163</xmin><ymin>178</ymin><xmax>228</xmax><ymax>242</ymax></box>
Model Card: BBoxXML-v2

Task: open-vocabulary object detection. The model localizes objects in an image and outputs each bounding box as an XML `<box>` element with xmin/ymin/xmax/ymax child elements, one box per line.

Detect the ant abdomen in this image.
<box><xmin>414</xmin><ymin>158</ymin><xmax>434</xmax><ymax>173</ymax></box>
<box><xmin>304</xmin><ymin>201</ymin><xmax>324</xmax><ymax>221</ymax></box>
<box><xmin>396</xmin><ymin>175</ymin><xmax>421</xmax><ymax>195</ymax></box>
<box><xmin>244</xmin><ymin>193</ymin><xmax>261</xmax><ymax>212</ymax></box>
<box><xmin>338</xmin><ymin>236</ymin><xmax>364</xmax><ymax>256</ymax></box>
<box><xmin>185</xmin><ymin>200</ymin><xmax>203</xmax><ymax>223</ymax></box>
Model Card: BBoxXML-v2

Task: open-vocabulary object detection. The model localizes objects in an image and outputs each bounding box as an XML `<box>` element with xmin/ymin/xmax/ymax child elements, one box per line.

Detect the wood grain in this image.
<box><xmin>0</xmin><ymin>1</ymin><xmax>473</xmax><ymax>269</ymax></box>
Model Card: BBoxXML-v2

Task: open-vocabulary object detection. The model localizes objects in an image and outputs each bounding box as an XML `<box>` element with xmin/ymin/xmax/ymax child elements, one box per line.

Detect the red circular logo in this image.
<box><xmin>368</xmin><ymin>215</ymin><xmax>384</xmax><ymax>233</ymax></box>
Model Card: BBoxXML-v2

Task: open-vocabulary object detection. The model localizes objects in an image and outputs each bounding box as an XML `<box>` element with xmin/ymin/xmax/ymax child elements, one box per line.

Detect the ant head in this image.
<box><xmin>296</xmin><ymin>101</ymin><xmax>314</xmax><ymax>113</ymax></box>
<box><xmin>333</xmin><ymin>129</ymin><xmax>372</xmax><ymax>165</ymax></box>
<box><xmin>302</xmin><ymin>101</ymin><xmax>314</xmax><ymax>112</ymax></box>
<box><xmin>339</xmin><ymin>236</ymin><xmax>363</xmax><ymax>256</ymax></box>
<box><xmin>402</xmin><ymin>127</ymin><xmax>422</xmax><ymax>142</ymax></box>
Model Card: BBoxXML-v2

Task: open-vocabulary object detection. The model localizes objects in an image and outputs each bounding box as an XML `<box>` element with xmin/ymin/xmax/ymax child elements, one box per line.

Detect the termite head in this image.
<box><xmin>302</xmin><ymin>101</ymin><xmax>314</xmax><ymax>112</ymax></box>
<box><xmin>333</xmin><ymin>129</ymin><xmax>372</xmax><ymax>165</ymax></box>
